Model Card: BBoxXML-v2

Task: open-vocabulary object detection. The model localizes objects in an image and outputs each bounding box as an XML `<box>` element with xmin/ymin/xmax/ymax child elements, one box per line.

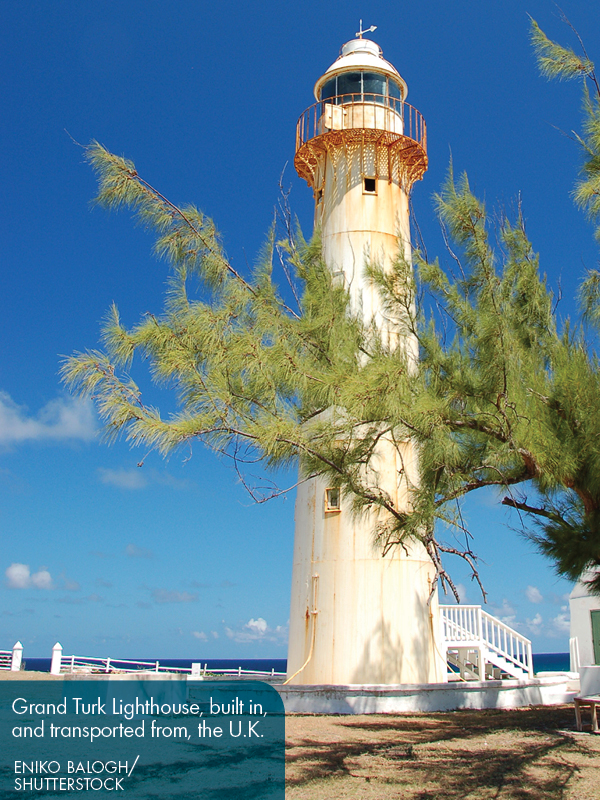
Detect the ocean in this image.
<box><xmin>21</xmin><ymin>654</ymin><xmax>570</xmax><ymax>674</ymax></box>
<box><xmin>21</xmin><ymin>657</ymin><xmax>288</xmax><ymax>674</ymax></box>
<box><xmin>531</xmin><ymin>652</ymin><xmax>571</xmax><ymax>673</ymax></box>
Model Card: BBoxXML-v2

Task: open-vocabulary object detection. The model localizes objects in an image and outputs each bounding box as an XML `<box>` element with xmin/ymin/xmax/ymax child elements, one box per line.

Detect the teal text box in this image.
<box><xmin>0</xmin><ymin>679</ymin><xmax>284</xmax><ymax>799</ymax></box>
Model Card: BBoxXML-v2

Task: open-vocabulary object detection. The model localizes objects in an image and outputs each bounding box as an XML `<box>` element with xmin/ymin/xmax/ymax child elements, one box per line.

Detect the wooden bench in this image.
<box><xmin>574</xmin><ymin>695</ymin><xmax>600</xmax><ymax>732</ymax></box>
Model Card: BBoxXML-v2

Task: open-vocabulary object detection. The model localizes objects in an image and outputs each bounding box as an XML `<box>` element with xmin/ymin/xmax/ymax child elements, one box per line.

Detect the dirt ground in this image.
<box><xmin>285</xmin><ymin>705</ymin><xmax>600</xmax><ymax>799</ymax></box>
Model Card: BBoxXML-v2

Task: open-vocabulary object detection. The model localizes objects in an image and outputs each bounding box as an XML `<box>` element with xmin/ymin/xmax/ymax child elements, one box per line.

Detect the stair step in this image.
<box><xmin>446</xmin><ymin>647</ymin><xmax>528</xmax><ymax>681</ymax></box>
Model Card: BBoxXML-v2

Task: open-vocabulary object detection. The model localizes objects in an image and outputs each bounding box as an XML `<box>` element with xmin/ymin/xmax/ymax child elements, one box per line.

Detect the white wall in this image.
<box><xmin>570</xmin><ymin>573</ymin><xmax>600</xmax><ymax>668</ymax></box>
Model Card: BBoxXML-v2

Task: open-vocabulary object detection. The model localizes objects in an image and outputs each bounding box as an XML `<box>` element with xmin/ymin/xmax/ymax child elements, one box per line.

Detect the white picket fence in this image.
<box><xmin>50</xmin><ymin>643</ymin><xmax>285</xmax><ymax>679</ymax></box>
<box><xmin>0</xmin><ymin>641</ymin><xmax>285</xmax><ymax>679</ymax></box>
<box><xmin>191</xmin><ymin>663</ymin><xmax>286</xmax><ymax>679</ymax></box>
<box><xmin>0</xmin><ymin>642</ymin><xmax>23</xmax><ymax>671</ymax></box>
<box><xmin>56</xmin><ymin>653</ymin><xmax>187</xmax><ymax>675</ymax></box>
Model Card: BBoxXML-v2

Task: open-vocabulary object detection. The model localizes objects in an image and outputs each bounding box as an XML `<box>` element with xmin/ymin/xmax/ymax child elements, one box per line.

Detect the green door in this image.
<box><xmin>592</xmin><ymin>610</ymin><xmax>600</xmax><ymax>665</ymax></box>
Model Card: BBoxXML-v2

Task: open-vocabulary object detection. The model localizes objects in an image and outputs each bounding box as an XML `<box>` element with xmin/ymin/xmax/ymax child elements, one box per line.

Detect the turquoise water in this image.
<box><xmin>531</xmin><ymin>652</ymin><xmax>570</xmax><ymax>673</ymax></box>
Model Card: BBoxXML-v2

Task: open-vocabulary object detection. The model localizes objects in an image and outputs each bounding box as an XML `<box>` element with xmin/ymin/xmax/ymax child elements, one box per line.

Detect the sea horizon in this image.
<box><xmin>20</xmin><ymin>653</ymin><xmax>570</xmax><ymax>674</ymax></box>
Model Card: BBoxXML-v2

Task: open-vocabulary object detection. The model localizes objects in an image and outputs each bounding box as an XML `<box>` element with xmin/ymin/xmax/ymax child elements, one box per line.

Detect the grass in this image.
<box><xmin>285</xmin><ymin>706</ymin><xmax>600</xmax><ymax>799</ymax></box>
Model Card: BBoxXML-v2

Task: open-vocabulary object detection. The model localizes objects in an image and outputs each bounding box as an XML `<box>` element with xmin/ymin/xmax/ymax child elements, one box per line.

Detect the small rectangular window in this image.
<box><xmin>325</xmin><ymin>488</ymin><xmax>341</xmax><ymax>512</ymax></box>
<box><xmin>363</xmin><ymin>177</ymin><xmax>376</xmax><ymax>194</ymax></box>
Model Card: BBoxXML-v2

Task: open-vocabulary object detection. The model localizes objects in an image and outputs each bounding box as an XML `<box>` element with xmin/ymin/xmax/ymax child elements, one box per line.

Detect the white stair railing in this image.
<box><xmin>440</xmin><ymin>605</ymin><xmax>482</xmax><ymax>644</ymax></box>
<box><xmin>440</xmin><ymin>605</ymin><xmax>533</xmax><ymax>679</ymax></box>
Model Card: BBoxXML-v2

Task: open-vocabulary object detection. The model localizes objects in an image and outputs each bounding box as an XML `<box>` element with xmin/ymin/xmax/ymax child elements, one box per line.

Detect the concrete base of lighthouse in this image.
<box><xmin>287</xmin><ymin>474</ymin><xmax>447</xmax><ymax>686</ymax></box>
<box><xmin>276</xmin><ymin>676</ymin><xmax>577</xmax><ymax>714</ymax></box>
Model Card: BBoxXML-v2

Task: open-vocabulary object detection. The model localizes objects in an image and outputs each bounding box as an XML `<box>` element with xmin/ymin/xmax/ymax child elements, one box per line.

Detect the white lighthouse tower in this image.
<box><xmin>287</xmin><ymin>31</ymin><xmax>446</xmax><ymax>685</ymax></box>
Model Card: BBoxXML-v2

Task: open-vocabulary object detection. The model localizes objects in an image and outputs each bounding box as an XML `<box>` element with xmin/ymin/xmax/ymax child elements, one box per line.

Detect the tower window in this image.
<box><xmin>363</xmin><ymin>177</ymin><xmax>377</xmax><ymax>194</ymax></box>
<box><xmin>325</xmin><ymin>488</ymin><xmax>341</xmax><ymax>512</ymax></box>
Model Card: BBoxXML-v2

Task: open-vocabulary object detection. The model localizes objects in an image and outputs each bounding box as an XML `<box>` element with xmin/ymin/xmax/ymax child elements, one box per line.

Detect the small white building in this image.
<box><xmin>569</xmin><ymin>571</ymin><xmax>600</xmax><ymax>669</ymax></box>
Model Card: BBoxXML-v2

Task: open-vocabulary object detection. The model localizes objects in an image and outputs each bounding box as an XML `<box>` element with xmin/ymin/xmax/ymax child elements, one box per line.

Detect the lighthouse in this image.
<box><xmin>287</xmin><ymin>31</ymin><xmax>446</xmax><ymax>685</ymax></box>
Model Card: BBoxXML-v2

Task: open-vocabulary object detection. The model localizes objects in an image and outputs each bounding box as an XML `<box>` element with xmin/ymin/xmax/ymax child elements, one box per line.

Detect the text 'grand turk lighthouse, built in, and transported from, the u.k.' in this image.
<box><xmin>286</xmin><ymin>30</ymin><xmax>447</xmax><ymax>686</ymax></box>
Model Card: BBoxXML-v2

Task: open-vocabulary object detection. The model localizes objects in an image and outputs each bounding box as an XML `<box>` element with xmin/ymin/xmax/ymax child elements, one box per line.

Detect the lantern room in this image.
<box><xmin>294</xmin><ymin>37</ymin><xmax>427</xmax><ymax>190</ymax></box>
<box><xmin>315</xmin><ymin>37</ymin><xmax>407</xmax><ymax>107</ymax></box>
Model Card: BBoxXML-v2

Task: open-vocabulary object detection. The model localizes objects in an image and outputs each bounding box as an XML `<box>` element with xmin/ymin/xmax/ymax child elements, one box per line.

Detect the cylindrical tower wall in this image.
<box><xmin>288</xmin><ymin>442</ymin><xmax>444</xmax><ymax>684</ymax></box>
<box><xmin>288</xmin><ymin>41</ymin><xmax>443</xmax><ymax>686</ymax></box>
<box><xmin>318</xmin><ymin>141</ymin><xmax>411</xmax><ymax>338</ymax></box>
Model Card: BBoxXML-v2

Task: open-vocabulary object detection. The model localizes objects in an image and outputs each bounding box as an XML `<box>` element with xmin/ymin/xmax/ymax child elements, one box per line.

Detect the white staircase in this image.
<box><xmin>440</xmin><ymin>605</ymin><xmax>533</xmax><ymax>681</ymax></box>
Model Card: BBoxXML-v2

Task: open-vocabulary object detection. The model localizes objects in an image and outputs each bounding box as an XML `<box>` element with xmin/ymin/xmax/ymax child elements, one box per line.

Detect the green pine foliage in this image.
<box><xmin>63</xmin><ymin>19</ymin><xmax>600</xmax><ymax>596</ymax></box>
<box><xmin>530</xmin><ymin>19</ymin><xmax>593</xmax><ymax>82</ymax></box>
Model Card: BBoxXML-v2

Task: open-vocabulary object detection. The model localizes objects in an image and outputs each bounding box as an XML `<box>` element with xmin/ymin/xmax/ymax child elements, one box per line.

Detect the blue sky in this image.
<box><xmin>1</xmin><ymin>0</ymin><xmax>598</xmax><ymax>660</ymax></box>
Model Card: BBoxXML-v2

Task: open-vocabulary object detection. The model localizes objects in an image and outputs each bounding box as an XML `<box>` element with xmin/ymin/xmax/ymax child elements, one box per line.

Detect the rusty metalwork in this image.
<box><xmin>295</xmin><ymin>93</ymin><xmax>427</xmax><ymax>189</ymax></box>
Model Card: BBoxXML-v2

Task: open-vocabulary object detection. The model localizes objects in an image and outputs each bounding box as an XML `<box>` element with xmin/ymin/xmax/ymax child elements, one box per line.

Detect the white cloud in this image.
<box><xmin>441</xmin><ymin>583</ymin><xmax>467</xmax><ymax>603</ymax></box>
<box><xmin>526</xmin><ymin>613</ymin><xmax>543</xmax><ymax>635</ymax></box>
<box><xmin>31</xmin><ymin>570</ymin><xmax>53</xmax><ymax>589</ymax></box>
<box><xmin>5</xmin><ymin>564</ymin><xmax>31</xmax><ymax>588</ymax></box>
<box><xmin>526</xmin><ymin>585</ymin><xmax>543</xmax><ymax>604</ymax></box>
<box><xmin>0</xmin><ymin>392</ymin><xmax>96</xmax><ymax>446</ymax></box>
<box><xmin>455</xmin><ymin>584</ymin><xmax>468</xmax><ymax>603</ymax></box>
<box><xmin>125</xmin><ymin>544</ymin><xmax>153</xmax><ymax>559</ymax></box>
<box><xmin>550</xmin><ymin>608</ymin><xmax>570</xmax><ymax>635</ymax></box>
<box><xmin>60</xmin><ymin>573</ymin><xmax>81</xmax><ymax>592</ymax></box>
<box><xmin>151</xmin><ymin>589</ymin><xmax>198</xmax><ymax>604</ymax></box>
<box><xmin>58</xmin><ymin>594</ymin><xmax>103</xmax><ymax>605</ymax></box>
<box><xmin>211</xmin><ymin>631</ymin><xmax>219</xmax><ymax>639</ymax></box>
<box><xmin>97</xmin><ymin>467</ymin><xmax>192</xmax><ymax>492</ymax></box>
<box><xmin>491</xmin><ymin>599</ymin><xmax>522</xmax><ymax>630</ymax></box>
<box><xmin>5</xmin><ymin>563</ymin><xmax>54</xmax><ymax>590</ymax></box>
<box><xmin>225</xmin><ymin>618</ymin><xmax>288</xmax><ymax>644</ymax></box>
<box><xmin>152</xmin><ymin>472</ymin><xmax>192</xmax><ymax>491</ymax></box>
<box><xmin>247</xmin><ymin>617</ymin><xmax>268</xmax><ymax>634</ymax></box>
<box><xmin>192</xmin><ymin>631</ymin><xmax>207</xmax><ymax>641</ymax></box>
<box><xmin>99</xmin><ymin>468</ymin><xmax>147</xmax><ymax>490</ymax></box>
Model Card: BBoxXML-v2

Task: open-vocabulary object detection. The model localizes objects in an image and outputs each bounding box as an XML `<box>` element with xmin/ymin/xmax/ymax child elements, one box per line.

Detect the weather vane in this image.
<box><xmin>356</xmin><ymin>20</ymin><xmax>377</xmax><ymax>39</ymax></box>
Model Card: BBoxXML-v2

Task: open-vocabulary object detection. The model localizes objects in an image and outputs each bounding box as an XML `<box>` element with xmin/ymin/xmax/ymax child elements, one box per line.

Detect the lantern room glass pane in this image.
<box><xmin>321</xmin><ymin>77</ymin><xmax>337</xmax><ymax>102</ymax></box>
<box><xmin>363</xmin><ymin>72</ymin><xmax>386</xmax><ymax>103</ymax></box>
<box><xmin>337</xmin><ymin>71</ymin><xmax>362</xmax><ymax>103</ymax></box>
<box><xmin>319</xmin><ymin>71</ymin><xmax>404</xmax><ymax>109</ymax></box>
<box><xmin>389</xmin><ymin>79</ymin><xmax>402</xmax><ymax>100</ymax></box>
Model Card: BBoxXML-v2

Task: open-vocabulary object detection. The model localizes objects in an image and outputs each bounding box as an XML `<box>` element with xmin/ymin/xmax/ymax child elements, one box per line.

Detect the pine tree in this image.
<box><xmin>63</xmin><ymin>19</ymin><xmax>600</xmax><ymax>596</ymax></box>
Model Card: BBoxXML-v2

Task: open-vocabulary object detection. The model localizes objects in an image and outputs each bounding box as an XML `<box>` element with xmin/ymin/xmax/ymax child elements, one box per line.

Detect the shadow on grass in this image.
<box><xmin>285</xmin><ymin>706</ymin><xmax>596</xmax><ymax>799</ymax></box>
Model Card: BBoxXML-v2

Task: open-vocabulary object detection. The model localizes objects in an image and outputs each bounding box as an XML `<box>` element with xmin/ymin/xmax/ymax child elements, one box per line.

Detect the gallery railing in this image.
<box><xmin>296</xmin><ymin>93</ymin><xmax>426</xmax><ymax>152</ymax></box>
